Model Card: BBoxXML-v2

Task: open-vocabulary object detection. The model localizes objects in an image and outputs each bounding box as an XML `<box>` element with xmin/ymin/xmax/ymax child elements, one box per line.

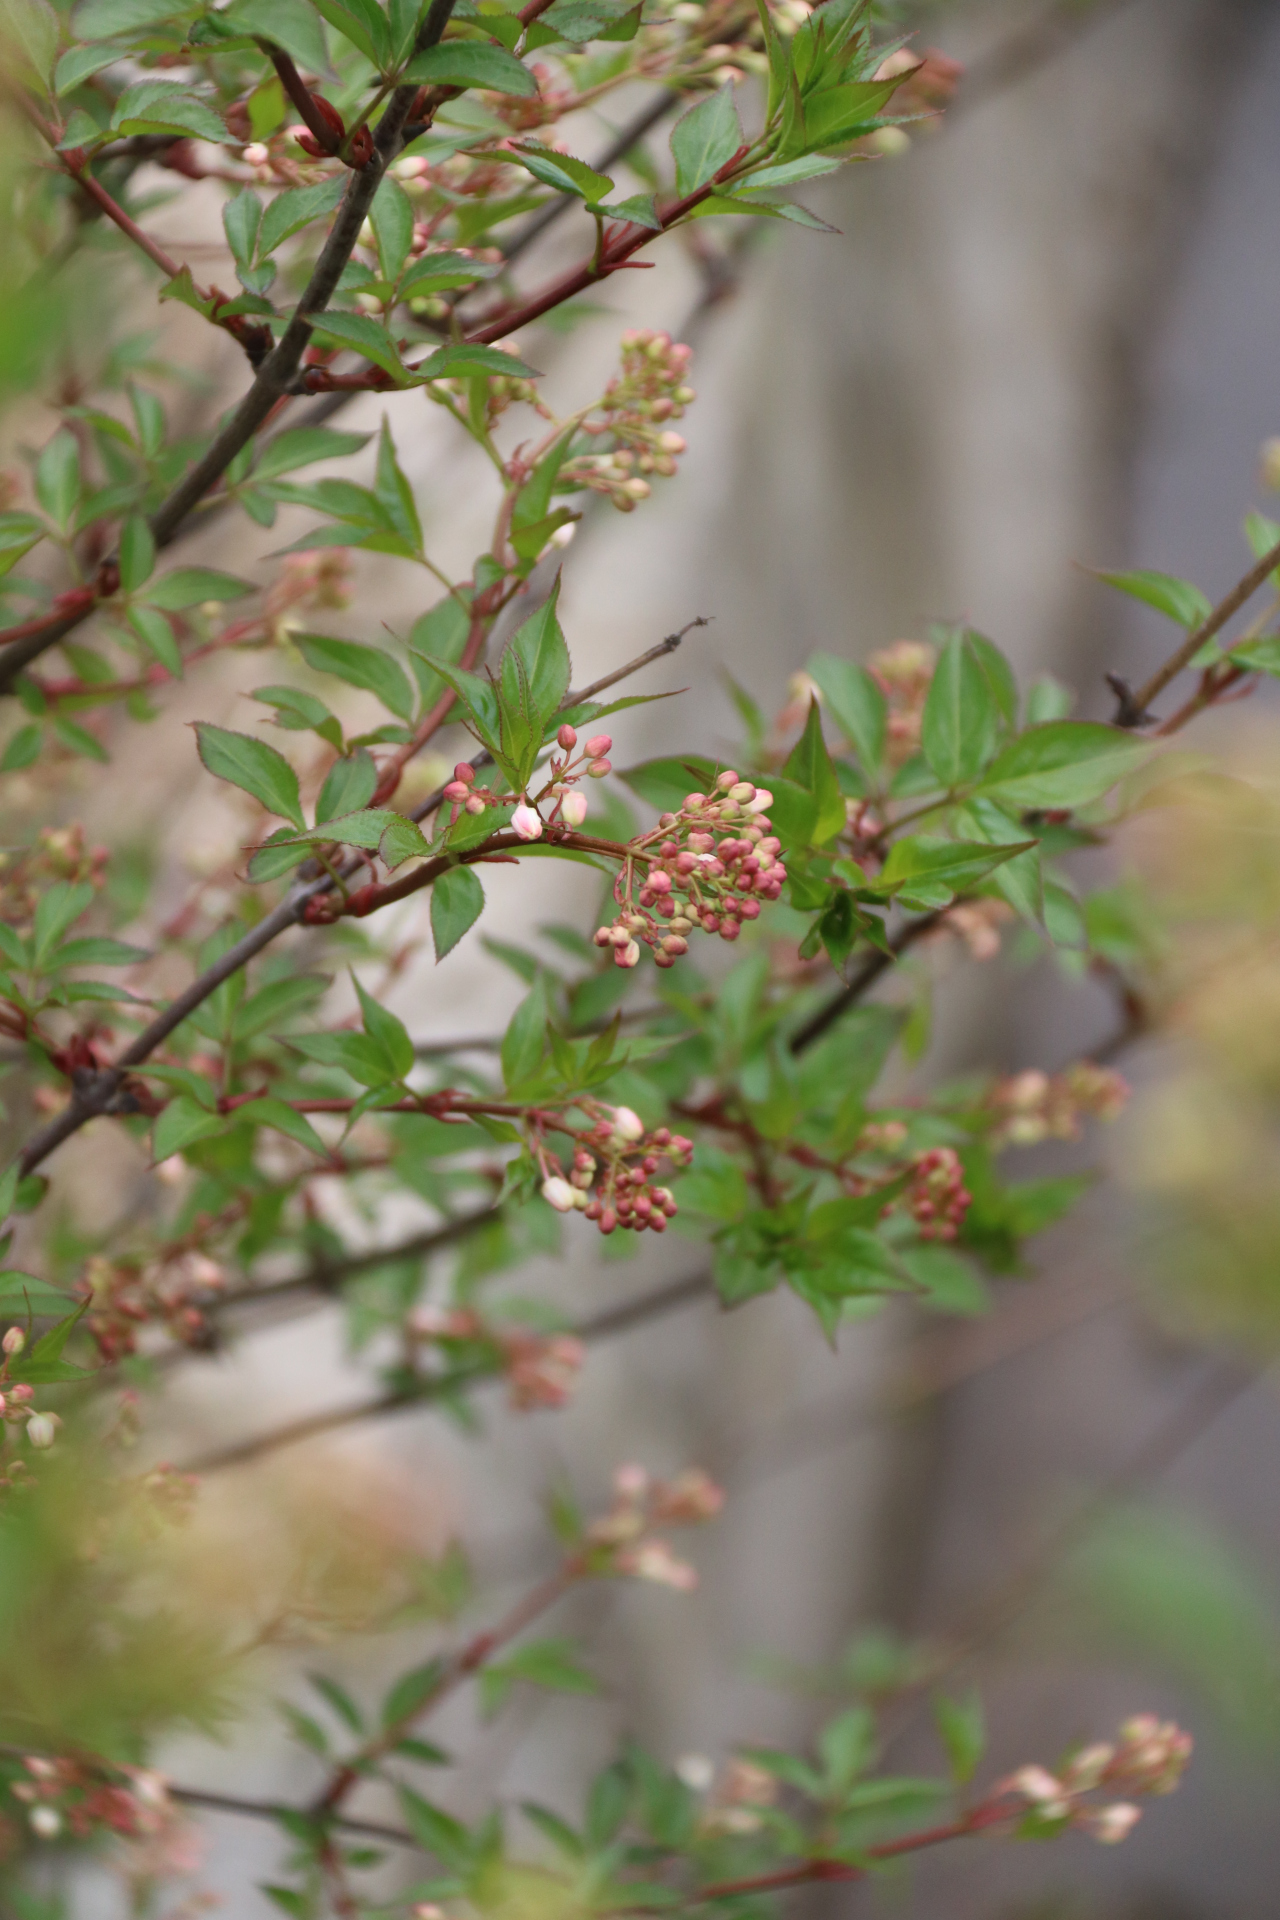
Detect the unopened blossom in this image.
<box><xmin>650</xmin><ymin>1467</ymin><xmax>725</xmax><ymax>1523</ymax></box>
<box><xmin>560</xmin><ymin>790</ymin><xmax>588</xmax><ymax>827</ymax></box>
<box><xmin>675</xmin><ymin>1753</ymin><xmax>715</xmax><ymax>1792</ymax></box>
<box><xmin>868</xmin><ymin>639</ymin><xmax>936</xmax><ymax>766</ymax></box>
<box><xmin>609</xmin><ymin>1106</ymin><xmax>645</xmax><ymax>1143</ymax></box>
<box><xmin>617</xmin><ymin>1538</ymin><xmax>698</xmax><ymax>1590</ymax></box>
<box><xmin>504</xmin><ymin>1332</ymin><xmax>584</xmax><ymax>1411</ymax></box>
<box><xmin>512</xmin><ymin>802</ymin><xmax>543</xmax><ymax>842</ymax></box>
<box><xmin>1080</xmin><ymin>1802</ymin><xmax>1142</xmax><ymax>1844</ymax></box>
<box><xmin>26</xmin><ymin>1412</ymin><xmax>58</xmax><ymax>1450</ymax></box>
<box><xmin>989</xmin><ymin>1063</ymin><xmax>1130</xmax><ymax>1148</ymax></box>
<box><xmin>540</xmin><ymin>1175</ymin><xmax>576</xmax><ymax>1213</ymax></box>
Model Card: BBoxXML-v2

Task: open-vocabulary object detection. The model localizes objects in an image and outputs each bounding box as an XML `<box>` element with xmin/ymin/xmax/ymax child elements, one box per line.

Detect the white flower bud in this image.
<box><xmin>26</xmin><ymin>1412</ymin><xmax>57</xmax><ymax>1450</ymax></box>
<box><xmin>541</xmin><ymin>1177</ymin><xmax>576</xmax><ymax>1213</ymax></box>
<box><xmin>512</xmin><ymin>802</ymin><xmax>543</xmax><ymax>841</ymax></box>
<box><xmin>560</xmin><ymin>791</ymin><xmax>588</xmax><ymax>827</ymax></box>
<box><xmin>29</xmin><ymin>1806</ymin><xmax>61</xmax><ymax>1839</ymax></box>
<box><xmin>610</xmin><ymin>1106</ymin><xmax>645</xmax><ymax>1142</ymax></box>
<box><xmin>2</xmin><ymin>1327</ymin><xmax>25</xmax><ymax>1356</ymax></box>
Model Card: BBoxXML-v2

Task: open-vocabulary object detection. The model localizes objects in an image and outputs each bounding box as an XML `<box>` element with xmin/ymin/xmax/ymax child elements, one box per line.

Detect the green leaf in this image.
<box><xmin>253</xmin><ymin>426</ymin><xmax>369</xmax><ymax>482</ymax></box>
<box><xmin>381</xmin><ymin>1659</ymin><xmax>445</xmax><ymax>1729</ymax></box>
<box><xmin>146</xmin><ymin>568</ymin><xmax>255</xmax><ymax>609</ymax></box>
<box><xmin>431</xmin><ymin>865</ymin><xmax>484</xmax><ymax>962</ymax></box>
<box><xmin>308</xmin><ymin>0</ymin><xmax>388</xmax><ymax>66</ymax></box>
<box><xmin>128</xmin><ymin>605</ymin><xmax>182</xmax><ymax>677</ymax></box>
<box><xmin>373</xmin><ymin>418</ymin><xmax>423</xmax><ymax>557</ymax></box>
<box><xmin>0</xmin><ymin>1270</ymin><xmax>75</xmax><ymax>1314</ymax></box>
<box><xmin>32</xmin><ymin>880</ymin><xmax>94</xmax><ymax>965</ymax></box>
<box><xmin>306</xmin><ymin>311</ymin><xmax>408</xmax><ymax>383</ymax></box>
<box><xmin>50</xmin><ymin>936</ymin><xmax>148</xmax><ymax>969</ymax></box>
<box><xmin>820</xmin><ymin>1706</ymin><xmax>876</xmax><ymax>1795</ymax></box>
<box><xmin>2</xmin><ymin>0</ymin><xmax>58</xmax><ymax>82</ymax></box>
<box><xmin>506</xmin><ymin>579</ymin><xmax>571</xmax><ymax>726</ymax></box>
<box><xmin>316</xmin><ymin>748</ymin><xmax>377</xmax><ymax>822</ymax></box>
<box><xmin>921</xmin><ymin>630</ymin><xmax>1000</xmax><ymax>790</ymax></box>
<box><xmin>153</xmin><ymin>1095</ymin><xmax>225</xmax><ymax>1161</ymax></box>
<box><xmin>223</xmin><ymin>188</ymin><xmax>263</xmax><ymax>272</ymax></box>
<box><xmin>232</xmin><ymin>1097</ymin><xmax>327</xmax><ymax>1155</ymax></box>
<box><xmin>873</xmin><ymin>835</ymin><xmax>1032</xmax><ymax>906</ymax></box>
<box><xmin>1097</xmin><ymin>567</ymin><xmax>1211</xmax><ymax>630</ymax></box>
<box><xmin>296</xmin><ymin>632</ymin><xmax>415</xmax><ymax>722</ymax></box>
<box><xmin>290</xmin><ymin>1029</ymin><xmax>399</xmax><ymax>1088</ymax></box>
<box><xmin>195</xmin><ymin>722</ymin><xmax>304</xmax><ymax>827</ymax></box>
<box><xmin>380</xmin><ymin>815</ymin><xmax>431</xmax><ymax>868</ymax></box>
<box><xmin>402</xmin><ymin>37</ymin><xmax>537</xmax><ymax>94</ymax></box>
<box><xmin>478</xmin><ymin>1637</ymin><xmax>597</xmax><ymax>1718</ymax></box>
<box><xmin>118</xmin><ymin>514</ymin><xmax>156</xmax><ymax>594</ymax></box>
<box><xmin>225</xmin><ymin>0</ymin><xmax>329</xmax><ymax>68</ymax></box>
<box><xmin>400</xmin><ymin>251</ymin><xmax>499</xmax><ymax>294</ymax></box>
<box><xmin>506</xmin><ymin>143</ymin><xmax>613</xmax><ymax>204</ymax></box>
<box><xmin>933</xmin><ymin>1688</ymin><xmax>985</xmax><ymax>1785</ymax></box>
<box><xmin>256</xmin><ymin>175</ymin><xmax>348</xmax><ymax>259</ymax></box>
<box><xmin>74</xmin><ymin>0</ymin><xmax>188</xmax><ymax>37</ymax></box>
<box><xmin>371</xmin><ymin>175</ymin><xmax>415</xmax><ymax>283</ymax></box>
<box><xmin>355</xmin><ymin>974</ymin><xmax>414</xmax><ymax>1080</ymax></box>
<box><xmin>9</xmin><ymin>1300</ymin><xmax>90</xmax><ymax>1383</ymax></box>
<box><xmin>533</xmin><ymin>0</ymin><xmax>638</xmax><ymax>42</ymax></box>
<box><xmin>2</xmin><ymin>724</ymin><xmax>42</xmax><ymax>772</ymax></box>
<box><xmin>670</xmin><ymin>84</ymin><xmax>742</xmax><ymax>196</ymax></box>
<box><xmin>396</xmin><ymin>1788</ymin><xmax>472</xmax><ymax>1870</ymax></box>
<box><xmin>35</xmin><ymin>430</ymin><xmax>80</xmax><ymax>530</ymax></box>
<box><xmin>976</xmin><ymin>722</ymin><xmax>1149</xmax><ymax>812</ymax></box>
<box><xmin>55</xmin><ymin>42</ymin><xmax>120</xmax><ymax>93</ymax></box>
<box><xmin>502</xmin><ymin>976</ymin><xmax>550</xmax><ymax>1093</ymax></box>
<box><xmin>414</xmin><ymin>341</ymin><xmax>539</xmax><ymax>381</ymax></box>
<box><xmin>110</xmin><ymin>79</ymin><xmax>230</xmax><ymax>143</ymax></box>
<box><xmin>807</xmin><ymin>653</ymin><xmax>885</xmax><ymax>775</ymax></box>
<box><xmin>0</xmin><ymin>512</ymin><xmax>44</xmax><ymax>578</ymax></box>
<box><xmin>782</xmin><ymin>697</ymin><xmax>845</xmax><ymax>842</ymax></box>
<box><xmin>617</xmin><ymin>754</ymin><xmax>718</xmax><ymax>813</ymax></box>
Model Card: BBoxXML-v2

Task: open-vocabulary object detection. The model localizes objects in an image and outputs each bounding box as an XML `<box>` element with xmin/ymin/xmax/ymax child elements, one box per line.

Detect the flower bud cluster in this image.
<box><xmin>266</xmin><ymin>548</ymin><xmax>352</xmax><ymax>643</ymax></box>
<box><xmin>593</xmin><ymin>772</ymin><xmax>782</xmax><ymax>969</ymax></box>
<box><xmin>407</xmin><ymin>1303</ymin><xmax>585</xmax><ymax>1413</ymax></box>
<box><xmin>895</xmin><ymin>1146</ymin><xmax>971</xmax><ymax>1242</ymax></box>
<box><xmin>440</xmin><ymin>733</ymin><xmax>614</xmax><ymax>844</ymax></box>
<box><xmin>996</xmin><ymin>1715</ymin><xmax>1192</xmax><ymax>1846</ymax></box>
<box><xmin>0</xmin><ymin>824</ymin><xmax>108</xmax><ymax>929</ymax></box>
<box><xmin>867</xmin><ymin>639</ymin><xmax>937</xmax><ymax>768</ymax></box>
<box><xmin>563</xmin><ymin>331</ymin><xmax>695</xmax><ymax>512</ymax></box>
<box><xmin>13</xmin><ymin>1754</ymin><xmax>188</xmax><ymax>1855</ymax></box>
<box><xmin>938</xmin><ymin>898</ymin><xmax>1014</xmax><ymax>962</ymax></box>
<box><xmin>539</xmin><ymin>1106</ymin><xmax>691</xmax><ymax>1237</ymax></box>
<box><xmin>441</xmin><ymin>338</ymin><xmax>544</xmax><ymax>429</ymax></box>
<box><xmin>585</xmin><ymin>1462</ymin><xmax>725</xmax><ymax>1589</ymax></box>
<box><xmin>988</xmin><ymin>1063</ymin><xmax>1130</xmax><ymax>1148</ymax></box>
<box><xmin>678</xmin><ymin>1756</ymin><xmax>779</xmax><ymax>1836</ymax></box>
<box><xmin>78</xmin><ymin>1251</ymin><xmax>225</xmax><ymax>1362</ymax></box>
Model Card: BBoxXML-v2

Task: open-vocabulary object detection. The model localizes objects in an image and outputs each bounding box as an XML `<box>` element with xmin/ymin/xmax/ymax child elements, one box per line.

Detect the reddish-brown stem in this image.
<box><xmin>314</xmin><ymin>1558</ymin><xmax>582</xmax><ymax>1813</ymax></box>
<box><xmin>688</xmin><ymin>1801</ymin><xmax>1011</xmax><ymax>1905</ymax></box>
<box><xmin>464</xmin><ymin>157</ymin><xmax>750</xmax><ymax>345</ymax></box>
<box><xmin>1115</xmin><ymin>535</ymin><xmax>1280</xmax><ymax>725</ymax></box>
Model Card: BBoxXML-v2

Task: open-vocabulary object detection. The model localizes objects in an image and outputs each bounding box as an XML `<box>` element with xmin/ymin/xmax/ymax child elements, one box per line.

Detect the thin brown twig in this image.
<box><xmin>179</xmin><ymin>1269</ymin><xmax>712</xmax><ymax>1473</ymax></box>
<box><xmin>1113</xmin><ymin>536</ymin><xmax>1280</xmax><ymax>725</ymax></box>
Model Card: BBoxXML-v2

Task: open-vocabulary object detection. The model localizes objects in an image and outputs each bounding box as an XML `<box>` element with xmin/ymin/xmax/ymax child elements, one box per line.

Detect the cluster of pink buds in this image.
<box><xmin>12</xmin><ymin>1754</ymin><xmax>186</xmax><ymax>1851</ymax></box>
<box><xmin>77</xmin><ymin>1251</ymin><xmax>225</xmax><ymax>1362</ymax></box>
<box><xmin>585</xmin><ymin>1463</ymin><xmax>725</xmax><ymax>1589</ymax></box>
<box><xmin>995</xmin><ymin>1715</ymin><xmax>1193</xmax><ymax>1845</ymax></box>
<box><xmin>676</xmin><ymin>1756</ymin><xmax>779</xmax><ymax>1836</ymax></box>
<box><xmin>440</xmin><ymin>731</ymin><xmax>614</xmax><ymax>843</ymax></box>
<box><xmin>893</xmin><ymin>1146</ymin><xmax>971</xmax><ymax>1242</ymax></box>
<box><xmin>593</xmin><ymin>772</ymin><xmax>782</xmax><ymax>969</ymax></box>
<box><xmin>0</xmin><ymin>1328</ymin><xmax>58</xmax><ymax>1464</ymax></box>
<box><xmin>867</xmin><ymin>639</ymin><xmax>937</xmax><ymax>767</ymax></box>
<box><xmin>539</xmin><ymin>1105</ymin><xmax>692</xmax><ymax>1236</ymax></box>
<box><xmin>988</xmin><ymin>1063</ymin><xmax>1130</xmax><ymax>1148</ymax></box>
<box><xmin>563</xmin><ymin>331</ymin><xmax>694</xmax><ymax>511</ymax></box>
<box><xmin>407</xmin><ymin>1302</ymin><xmax>585</xmax><ymax>1413</ymax></box>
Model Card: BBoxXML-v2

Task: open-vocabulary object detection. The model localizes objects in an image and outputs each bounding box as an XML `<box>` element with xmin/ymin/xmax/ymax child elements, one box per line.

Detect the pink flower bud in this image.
<box><xmin>560</xmin><ymin>790</ymin><xmax>588</xmax><ymax>827</ymax></box>
<box><xmin>648</xmin><ymin>870</ymin><xmax>672</xmax><ymax>893</ymax></box>
<box><xmin>557</xmin><ymin>724</ymin><xmax>577</xmax><ymax>751</ymax></box>
<box><xmin>587</xmin><ymin>758</ymin><xmax>611</xmax><ymax>778</ymax></box>
<box><xmin>26</xmin><ymin>1412</ymin><xmax>57</xmax><ymax>1450</ymax></box>
<box><xmin>541</xmin><ymin>1176</ymin><xmax>576</xmax><ymax>1213</ymax></box>
<box><xmin>615</xmin><ymin>939</ymin><xmax>640</xmax><ymax>968</ymax></box>
<box><xmin>585</xmin><ymin>734</ymin><xmax>612</xmax><ymax>757</ymax></box>
<box><xmin>2</xmin><ymin>1327</ymin><xmax>24</xmax><ymax>1356</ymax></box>
<box><xmin>745</xmin><ymin>788</ymin><xmax>773</xmax><ymax>814</ymax></box>
<box><xmin>443</xmin><ymin>780</ymin><xmax>470</xmax><ymax>802</ymax></box>
<box><xmin>610</xmin><ymin>1106</ymin><xmax>645</xmax><ymax>1142</ymax></box>
<box><xmin>716</xmin><ymin>770</ymin><xmax>739</xmax><ymax>791</ymax></box>
<box><xmin>465</xmin><ymin>794</ymin><xmax>486</xmax><ymax>814</ymax></box>
<box><xmin>453</xmin><ymin>762</ymin><xmax>476</xmax><ymax>785</ymax></box>
<box><xmin>512</xmin><ymin>802</ymin><xmax>543</xmax><ymax>842</ymax></box>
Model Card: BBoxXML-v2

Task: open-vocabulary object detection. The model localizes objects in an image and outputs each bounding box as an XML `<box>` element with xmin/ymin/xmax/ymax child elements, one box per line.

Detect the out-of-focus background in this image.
<box><xmin>8</xmin><ymin>0</ymin><xmax>1280</xmax><ymax>1914</ymax></box>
